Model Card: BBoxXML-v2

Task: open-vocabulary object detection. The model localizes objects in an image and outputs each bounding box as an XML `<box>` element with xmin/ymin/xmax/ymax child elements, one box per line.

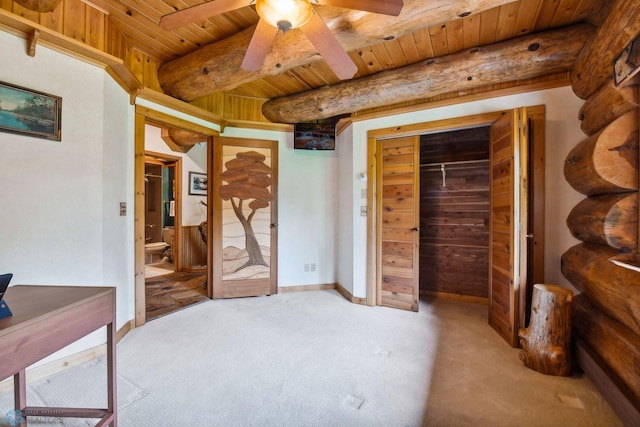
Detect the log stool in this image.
<box><xmin>518</xmin><ymin>284</ymin><xmax>574</xmax><ymax>376</ymax></box>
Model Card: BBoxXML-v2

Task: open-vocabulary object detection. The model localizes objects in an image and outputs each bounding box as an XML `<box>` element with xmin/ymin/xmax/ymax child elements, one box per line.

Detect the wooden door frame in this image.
<box><xmin>366</xmin><ymin>107</ymin><xmax>544</xmax><ymax>327</ymax></box>
<box><xmin>144</xmin><ymin>150</ymin><xmax>182</xmax><ymax>271</ymax></box>
<box><xmin>134</xmin><ymin>105</ymin><xmax>219</xmax><ymax>327</ymax></box>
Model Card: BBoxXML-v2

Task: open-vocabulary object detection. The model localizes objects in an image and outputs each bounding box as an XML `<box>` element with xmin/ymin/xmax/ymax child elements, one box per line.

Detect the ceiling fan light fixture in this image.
<box><xmin>255</xmin><ymin>0</ymin><xmax>313</xmax><ymax>32</ymax></box>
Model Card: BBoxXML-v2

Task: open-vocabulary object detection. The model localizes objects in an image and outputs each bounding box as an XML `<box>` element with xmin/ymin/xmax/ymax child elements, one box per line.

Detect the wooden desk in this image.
<box><xmin>0</xmin><ymin>285</ymin><xmax>117</xmax><ymax>426</ymax></box>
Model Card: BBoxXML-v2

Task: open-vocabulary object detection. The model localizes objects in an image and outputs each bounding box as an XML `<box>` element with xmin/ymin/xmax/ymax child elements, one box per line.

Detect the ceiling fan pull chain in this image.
<box><xmin>276</xmin><ymin>31</ymin><xmax>283</xmax><ymax>69</ymax></box>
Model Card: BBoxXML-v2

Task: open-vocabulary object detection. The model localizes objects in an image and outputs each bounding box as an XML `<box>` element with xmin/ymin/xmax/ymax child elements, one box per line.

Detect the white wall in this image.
<box><xmin>221</xmin><ymin>127</ymin><xmax>338</xmax><ymax>288</ymax></box>
<box><xmin>338</xmin><ymin>86</ymin><xmax>586</xmax><ymax>298</ymax></box>
<box><xmin>0</xmin><ymin>30</ymin><xmax>134</xmax><ymax>362</ymax></box>
<box><xmin>337</xmin><ymin>124</ymin><xmax>355</xmax><ymax>293</ymax></box>
<box><xmin>144</xmin><ymin>124</ymin><xmax>208</xmax><ymax>226</ymax></box>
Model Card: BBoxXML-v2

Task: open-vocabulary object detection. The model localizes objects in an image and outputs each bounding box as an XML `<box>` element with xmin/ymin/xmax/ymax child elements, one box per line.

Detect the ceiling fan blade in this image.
<box><xmin>300</xmin><ymin>12</ymin><xmax>357</xmax><ymax>80</ymax></box>
<box><xmin>241</xmin><ymin>19</ymin><xmax>279</xmax><ymax>72</ymax></box>
<box><xmin>314</xmin><ymin>0</ymin><xmax>403</xmax><ymax>16</ymax></box>
<box><xmin>160</xmin><ymin>0</ymin><xmax>248</xmax><ymax>31</ymax></box>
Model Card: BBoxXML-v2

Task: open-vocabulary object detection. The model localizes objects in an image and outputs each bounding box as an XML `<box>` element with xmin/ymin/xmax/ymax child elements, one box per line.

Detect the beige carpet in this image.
<box><xmin>0</xmin><ymin>290</ymin><xmax>623</xmax><ymax>426</ymax></box>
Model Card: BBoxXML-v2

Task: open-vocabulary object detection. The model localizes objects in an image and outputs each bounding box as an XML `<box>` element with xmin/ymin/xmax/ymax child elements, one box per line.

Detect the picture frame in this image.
<box><xmin>189</xmin><ymin>172</ymin><xmax>207</xmax><ymax>196</ymax></box>
<box><xmin>0</xmin><ymin>81</ymin><xmax>62</xmax><ymax>141</ymax></box>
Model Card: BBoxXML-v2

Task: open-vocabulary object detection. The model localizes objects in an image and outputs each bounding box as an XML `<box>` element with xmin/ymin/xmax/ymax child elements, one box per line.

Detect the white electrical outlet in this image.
<box><xmin>304</xmin><ymin>264</ymin><xmax>309</xmax><ymax>272</ymax></box>
<box><xmin>310</xmin><ymin>263</ymin><xmax>316</xmax><ymax>272</ymax></box>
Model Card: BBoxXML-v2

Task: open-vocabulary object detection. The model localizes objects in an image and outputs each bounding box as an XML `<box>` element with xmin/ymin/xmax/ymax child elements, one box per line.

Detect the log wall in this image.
<box><xmin>419</xmin><ymin>127</ymin><xmax>490</xmax><ymax>298</ymax></box>
<box><xmin>563</xmin><ymin>1</ymin><xmax>640</xmax><ymax>422</ymax></box>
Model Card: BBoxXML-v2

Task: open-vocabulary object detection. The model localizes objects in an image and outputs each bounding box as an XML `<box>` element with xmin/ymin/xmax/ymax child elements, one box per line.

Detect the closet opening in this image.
<box><xmin>419</xmin><ymin>127</ymin><xmax>491</xmax><ymax>302</ymax></box>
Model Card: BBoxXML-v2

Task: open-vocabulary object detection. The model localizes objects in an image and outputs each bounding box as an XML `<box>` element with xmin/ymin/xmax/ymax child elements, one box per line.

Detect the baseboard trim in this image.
<box><xmin>0</xmin><ymin>319</ymin><xmax>134</xmax><ymax>394</ymax></box>
<box><xmin>116</xmin><ymin>319</ymin><xmax>135</xmax><ymax>343</ymax></box>
<box><xmin>278</xmin><ymin>283</ymin><xmax>367</xmax><ymax>306</ymax></box>
<box><xmin>421</xmin><ymin>290</ymin><xmax>489</xmax><ymax>305</ymax></box>
<box><xmin>335</xmin><ymin>282</ymin><xmax>367</xmax><ymax>305</ymax></box>
<box><xmin>279</xmin><ymin>283</ymin><xmax>336</xmax><ymax>293</ymax></box>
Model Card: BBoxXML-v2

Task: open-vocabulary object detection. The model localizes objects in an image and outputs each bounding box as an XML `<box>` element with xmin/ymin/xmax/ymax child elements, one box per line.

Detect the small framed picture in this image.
<box><xmin>0</xmin><ymin>81</ymin><xmax>62</xmax><ymax>141</ymax></box>
<box><xmin>189</xmin><ymin>172</ymin><xmax>207</xmax><ymax>196</ymax></box>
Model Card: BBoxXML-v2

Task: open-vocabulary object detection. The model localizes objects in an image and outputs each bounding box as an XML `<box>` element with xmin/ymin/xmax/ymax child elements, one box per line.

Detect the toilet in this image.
<box><xmin>145</xmin><ymin>241</ymin><xmax>169</xmax><ymax>264</ymax></box>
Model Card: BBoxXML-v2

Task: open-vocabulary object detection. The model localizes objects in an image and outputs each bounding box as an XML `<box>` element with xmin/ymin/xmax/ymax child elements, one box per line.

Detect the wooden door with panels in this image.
<box><xmin>368</xmin><ymin>108</ymin><xmax>542</xmax><ymax>335</ymax></box>
<box><xmin>488</xmin><ymin>107</ymin><xmax>530</xmax><ymax>347</ymax></box>
<box><xmin>377</xmin><ymin>135</ymin><xmax>421</xmax><ymax>311</ymax></box>
<box><xmin>210</xmin><ymin>137</ymin><xmax>278</xmax><ymax>299</ymax></box>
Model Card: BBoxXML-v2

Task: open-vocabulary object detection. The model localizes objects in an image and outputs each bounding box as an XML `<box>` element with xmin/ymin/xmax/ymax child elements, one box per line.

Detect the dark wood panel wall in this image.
<box><xmin>181</xmin><ymin>225</ymin><xmax>207</xmax><ymax>270</ymax></box>
<box><xmin>419</xmin><ymin>127</ymin><xmax>491</xmax><ymax>298</ymax></box>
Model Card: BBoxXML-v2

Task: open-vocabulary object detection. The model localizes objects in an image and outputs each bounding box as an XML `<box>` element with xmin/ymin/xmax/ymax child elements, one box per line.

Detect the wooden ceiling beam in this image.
<box><xmin>261</xmin><ymin>24</ymin><xmax>594</xmax><ymax>123</ymax></box>
<box><xmin>157</xmin><ymin>0</ymin><xmax>516</xmax><ymax>101</ymax></box>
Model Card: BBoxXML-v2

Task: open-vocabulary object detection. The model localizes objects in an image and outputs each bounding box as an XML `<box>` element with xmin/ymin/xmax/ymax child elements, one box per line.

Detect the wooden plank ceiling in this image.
<box><xmin>85</xmin><ymin>0</ymin><xmax>603</xmax><ymax>103</ymax></box>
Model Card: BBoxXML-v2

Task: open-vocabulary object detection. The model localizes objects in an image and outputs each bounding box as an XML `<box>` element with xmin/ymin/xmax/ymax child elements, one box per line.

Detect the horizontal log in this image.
<box><xmin>561</xmin><ymin>242</ymin><xmax>640</xmax><ymax>336</ymax></box>
<box><xmin>262</xmin><ymin>24</ymin><xmax>593</xmax><ymax>123</ymax></box>
<box><xmin>570</xmin><ymin>0</ymin><xmax>640</xmax><ymax>99</ymax></box>
<box><xmin>573</xmin><ymin>293</ymin><xmax>640</xmax><ymax>407</ymax></box>
<box><xmin>567</xmin><ymin>192</ymin><xmax>638</xmax><ymax>252</ymax></box>
<box><xmin>578</xmin><ymin>80</ymin><xmax>638</xmax><ymax>136</ymax></box>
<box><xmin>157</xmin><ymin>0</ymin><xmax>515</xmax><ymax>101</ymax></box>
<box><xmin>160</xmin><ymin>128</ymin><xmax>205</xmax><ymax>152</ymax></box>
<box><xmin>564</xmin><ymin>109</ymin><xmax>639</xmax><ymax>195</ymax></box>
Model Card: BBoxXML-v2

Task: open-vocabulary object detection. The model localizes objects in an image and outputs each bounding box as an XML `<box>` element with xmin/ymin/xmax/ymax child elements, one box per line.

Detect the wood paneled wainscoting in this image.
<box><xmin>419</xmin><ymin>127</ymin><xmax>491</xmax><ymax>301</ymax></box>
<box><xmin>181</xmin><ymin>225</ymin><xmax>207</xmax><ymax>270</ymax></box>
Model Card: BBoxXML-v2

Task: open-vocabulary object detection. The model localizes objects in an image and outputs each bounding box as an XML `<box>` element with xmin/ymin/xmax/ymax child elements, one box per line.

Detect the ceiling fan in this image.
<box><xmin>159</xmin><ymin>0</ymin><xmax>404</xmax><ymax>80</ymax></box>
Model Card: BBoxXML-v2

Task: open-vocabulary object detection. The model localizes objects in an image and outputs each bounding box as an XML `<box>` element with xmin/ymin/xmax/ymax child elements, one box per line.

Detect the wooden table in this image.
<box><xmin>0</xmin><ymin>285</ymin><xmax>117</xmax><ymax>426</ymax></box>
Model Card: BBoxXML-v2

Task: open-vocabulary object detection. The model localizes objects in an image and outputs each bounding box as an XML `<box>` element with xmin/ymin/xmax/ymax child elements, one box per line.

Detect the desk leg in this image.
<box><xmin>14</xmin><ymin>369</ymin><xmax>26</xmax><ymax>427</ymax></box>
<box><xmin>107</xmin><ymin>321</ymin><xmax>117</xmax><ymax>427</ymax></box>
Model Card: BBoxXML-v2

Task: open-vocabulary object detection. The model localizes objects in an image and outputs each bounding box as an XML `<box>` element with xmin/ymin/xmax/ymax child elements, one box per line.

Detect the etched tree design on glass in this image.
<box><xmin>219</xmin><ymin>151</ymin><xmax>272</xmax><ymax>271</ymax></box>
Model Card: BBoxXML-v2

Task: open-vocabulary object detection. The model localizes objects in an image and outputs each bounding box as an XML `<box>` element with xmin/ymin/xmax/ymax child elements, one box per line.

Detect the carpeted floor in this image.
<box><xmin>0</xmin><ymin>290</ymin><xmax>623</xmax><ymax>426</ymax></box>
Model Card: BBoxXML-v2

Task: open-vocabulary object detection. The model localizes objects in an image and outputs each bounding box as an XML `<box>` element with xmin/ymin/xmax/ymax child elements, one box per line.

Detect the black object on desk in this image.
<box><xmin>0</xmin><ymin>273</ymin><xmax>13</xmax><ymax>319</ymax></box>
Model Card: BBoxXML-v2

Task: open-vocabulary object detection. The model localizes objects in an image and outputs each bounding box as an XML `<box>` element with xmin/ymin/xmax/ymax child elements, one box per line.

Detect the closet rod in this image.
<box><xmin>420</xmin><ymin>159</ymin><xmax>489</xmax><ymax>168</ymax></box>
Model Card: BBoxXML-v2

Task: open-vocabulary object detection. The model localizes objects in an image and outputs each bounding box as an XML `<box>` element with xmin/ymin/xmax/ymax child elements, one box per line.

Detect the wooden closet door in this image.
<box><xmin>378</xmin><ymin>135</ymin><xmax>420</xmax><ymax>311</ymax></box>
<box><xmin>489</xmin><ymin>108</ymin><xmax>528</xmax><ymax>347</ymax></box>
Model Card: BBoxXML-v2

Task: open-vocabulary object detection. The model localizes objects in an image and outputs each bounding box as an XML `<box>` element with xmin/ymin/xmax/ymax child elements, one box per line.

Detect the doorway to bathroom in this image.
<box><xmin>144</xmin><ymin>152</ymin><xmax>179</xmax><ymax>277</ymax></box>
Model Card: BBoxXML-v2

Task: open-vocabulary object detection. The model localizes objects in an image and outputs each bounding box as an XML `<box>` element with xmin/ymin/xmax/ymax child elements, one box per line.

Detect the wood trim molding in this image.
<box><xmin>134</xmin><ymin>112</ymin><xmax>147</xmax><ymax>327</ymax></box>
<box><xmin>278</xmin><ymin>282</ymin><xmax>367</xmax><ymax>304</ymax></box>
<box><xmin>135</xmin><ymin>105</ymin><xmax>219</xmax><ymax>138</ymax></box>
<box><xmin>0</xmin><ymin>9</ymin><xmax>140</xmax><ymax>93</ymax></box>
<box><xmin>116</xmin><ymin>320</ymin><xmax>135</xmax><ymax>343</ymax></box>
<box><xmin>279</xmin><ymin>284</ymin><xmax>336</xmax><ymax>293</ymax></box>
<box><xmin>335</xmin><ymin>283</ymin><xmax>367</xmax><ymax>305</ymax></box>
<box><xmin>224</xmin><ymin>119</ymin><xmax>293</xmax><ymax>133</ymax></box>
<box><xmin>132</xmin><ymin>88</ymin><xmax>227</xmax><ymax>131</ymax></box>
<box><xmin>367</xmin><ymin>111</ymin><xmax>506</xmax><ymax>140</ymax></box>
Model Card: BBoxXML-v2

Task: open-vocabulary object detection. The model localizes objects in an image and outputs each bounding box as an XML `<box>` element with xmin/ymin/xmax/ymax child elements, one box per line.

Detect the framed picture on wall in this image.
<box><xmin>189</xmin><ymin>172</ymin><xmax>207</xmax><ymax>196</ymax></box>
<box><xmin>0</xmin><ymin>81</ymin><xmax>62</xmax><ymax>141</ymax></box>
